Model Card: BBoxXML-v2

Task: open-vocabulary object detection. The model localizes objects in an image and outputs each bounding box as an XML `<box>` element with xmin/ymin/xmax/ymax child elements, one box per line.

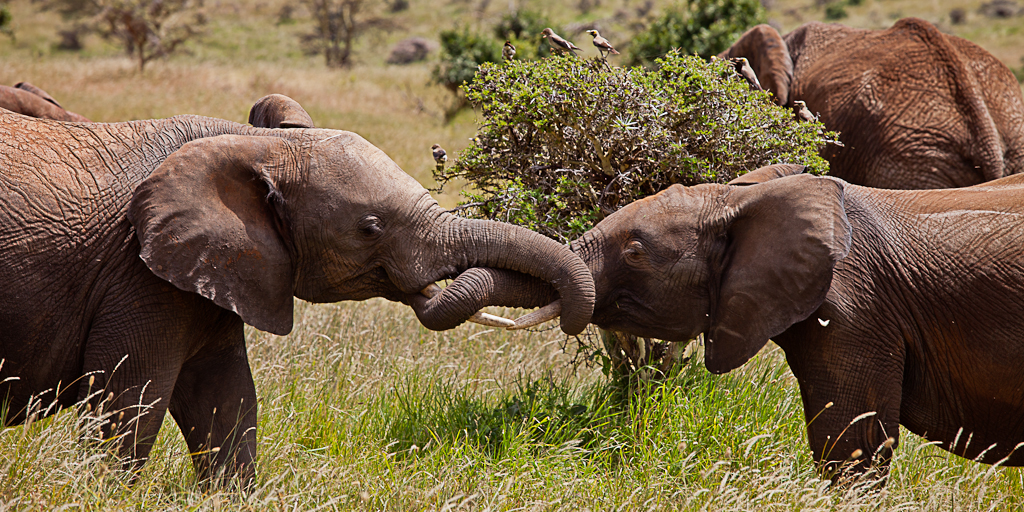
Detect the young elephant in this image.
<box><xmin>0</xmin><ymin>106</ymin><xmax>593</xmax><ymax>484</ymax></box>
<box><xmin>568</xmin><ymin>164</ymin><xmax>1024</xmax><ymax>479</ymax></box>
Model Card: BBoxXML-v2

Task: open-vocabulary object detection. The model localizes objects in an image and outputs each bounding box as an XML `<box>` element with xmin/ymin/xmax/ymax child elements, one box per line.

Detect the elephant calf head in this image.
<box><xmin>572</xmin><ymin>166</ymin><xmax>851</xmax><ymax>372</ymax></box>
<box><xmin>128</xmin><ymin>130</ymin><xmax>594</xmax><ymax>336</ymax></box>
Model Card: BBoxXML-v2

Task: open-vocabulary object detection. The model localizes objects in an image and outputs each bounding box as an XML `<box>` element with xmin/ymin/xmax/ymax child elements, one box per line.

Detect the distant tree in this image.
<box><xmin>299</xmin><ymin>0</ymin><xmax>394</xmax><ymax>68</ymax></box>
<box><xmin>629</xmin><ymin>0</ymin><xmax>766</xmax><ymax>66</ymax></box>
<box><xmin>37</xmin><ymin>0</ymin><xmax>206</xmax><ymax>71</ymax></box>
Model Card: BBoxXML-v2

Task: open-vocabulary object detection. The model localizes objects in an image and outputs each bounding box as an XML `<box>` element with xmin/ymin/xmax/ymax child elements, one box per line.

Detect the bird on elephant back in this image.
<box><xmin>719</xmin><ymin>17</ymin><xmax>1024</xmax><ymax>189</ymax></box>
<box><xmin>497</xmin><ymin>163</ymin><xmax>1024</xmax><ymax>483</ymax></box>
<box><xmin>0</xmin><ymin>95</ymin><xmax>594</xmax><ymax>486</ymax></box>
<box><xmin>0</xmin><ymin>81</ymin><xmax>91</xmax><ymax>122</ymax></box>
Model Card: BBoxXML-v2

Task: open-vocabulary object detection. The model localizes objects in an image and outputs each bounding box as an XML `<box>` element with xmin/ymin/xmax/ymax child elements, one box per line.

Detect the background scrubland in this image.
<box><xmin>2</xmin><ymin>0</ymin><xmax>1024</xmax><ymax>509</ymax></box>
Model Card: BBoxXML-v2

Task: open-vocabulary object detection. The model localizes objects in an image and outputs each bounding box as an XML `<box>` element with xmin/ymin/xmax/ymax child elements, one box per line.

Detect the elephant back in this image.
<box><xmin>785</xmin><ymin>18</ymin><xmax>1020</xmax><ymax>188</ymax></box>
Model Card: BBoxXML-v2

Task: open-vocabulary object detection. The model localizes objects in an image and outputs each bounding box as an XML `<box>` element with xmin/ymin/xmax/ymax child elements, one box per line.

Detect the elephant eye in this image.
<box><xmin>624</xmin><ymin>240</ymin><xmax>645</xmax><ymax>264</ymax></box>
<box><xmin>358</xmin><ymin>215</ymin><xmax>384</xmax><ymax>238</ymax></box>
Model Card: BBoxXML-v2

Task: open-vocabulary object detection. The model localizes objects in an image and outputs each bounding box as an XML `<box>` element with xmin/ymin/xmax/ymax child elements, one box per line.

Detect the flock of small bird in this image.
<box><xmin>433</xmin><ymin>28</ymin><xmax>815</xmax><ymax>170</ymax></box>
<box><xmin>500</xmin><ymin>27</ymin><xmax>620</xmax><ymax>62</ymax></box>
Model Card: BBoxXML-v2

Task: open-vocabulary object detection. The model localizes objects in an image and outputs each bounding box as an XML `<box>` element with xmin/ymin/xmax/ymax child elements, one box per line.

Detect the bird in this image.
<box><xmin>541</xmin><ymin>28</ymin><xmax>582</xmax><ymax>56</ymax></box>
<box><xmin>503</xmin><ymin>40</ymin><xmax>516</xmax><ymax>61</ymax></box>
<box><xmin>729</xmin><ymin>57</ymin><xmax>763</xmax><ymax>91</ymax></box>
<box><xmin>793</xmin><ymin>101</ymin><xmax>817</xmax><ymax>122</ymax></box>
<box><xmin>431</xmin><ymin>144</ymin><xmax>447</xmax><ymax>172</ymax></box>
<box><xmin>585</xmin><ymin>30</ymin><xmax>619</xmax><ymax>58</ymax></box>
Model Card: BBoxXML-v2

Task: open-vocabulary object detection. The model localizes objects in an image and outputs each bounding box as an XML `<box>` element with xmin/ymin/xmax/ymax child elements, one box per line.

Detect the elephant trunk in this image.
<box><xmin>409</xmin><ymin>214</ymin><xmax>594</xmax><ymax>335</ymax></box>
<box><xmin>409</xmin><ymin>269</ymin><xmax>558</xmax><ymax>330</ymax></box>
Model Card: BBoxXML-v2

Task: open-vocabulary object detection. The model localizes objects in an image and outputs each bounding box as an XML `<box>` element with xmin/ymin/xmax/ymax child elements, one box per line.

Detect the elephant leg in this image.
<box><xmin>168</xmin><ymin>316</ymin><xmax>257</xmax><ymax>486</ymax></box>
<box><xmin>781</xmin><ymin>328</ymin><xmax>904</xmax><ymax>482</ymax></box>
<box><xmin>77</xmin><ymin>324</ymin><xmax>187</xmax><ymax>473</ymax></box>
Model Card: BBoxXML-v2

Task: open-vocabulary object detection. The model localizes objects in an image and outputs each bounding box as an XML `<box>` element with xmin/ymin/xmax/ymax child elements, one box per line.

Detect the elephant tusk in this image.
<box><xmin>420</xmin><ymin>284</ymin><xmax>517</xmax><ymax>328</ymax></box>
<box><xmin>507</xmin><ymin>300</ymin><xmax>562</xmax><ymax>330</ymax></box>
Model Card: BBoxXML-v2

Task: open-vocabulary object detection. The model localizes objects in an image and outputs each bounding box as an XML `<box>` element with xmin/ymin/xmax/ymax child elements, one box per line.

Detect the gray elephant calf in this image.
<box><xmin>567</xmin><ymin>164</ymin><xmax>1024</xmax><ymax>480</ymax></box>
<box><xmin>0</xmin><ymin>105</ymin><xmax>593</xmax><ymax>484</ymax></box>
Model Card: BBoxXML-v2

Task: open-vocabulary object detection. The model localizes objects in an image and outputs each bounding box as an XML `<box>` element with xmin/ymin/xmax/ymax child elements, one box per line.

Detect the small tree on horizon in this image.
<box><xmin>299</xmin><ymin>0</ymin><xmax>394</xmax><ymax>68</ymax></box>
<box><xmin>38</xmin><ymin>0</ymin><xmax>206</xmax><ymax>71</ymax></box>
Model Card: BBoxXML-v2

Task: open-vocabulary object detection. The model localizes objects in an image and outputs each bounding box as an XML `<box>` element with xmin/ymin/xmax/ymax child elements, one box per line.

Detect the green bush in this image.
<box><xmin>434</xmin><ymin>52</ymin><xmax>836</xmax><ymax>243</ymax></box>
<box><xmin>493</xmin><ymin>10</ymin><xmax>552</xmax><ymax>60</ymax></box>
<box><xmin>824</xmin><ymin>1</ymin><xmax>848</xmax><ymax>20</ymax></box>
<box><xmin>629</xmin><ymin>0</ymin><xmax>767</xmax><ymax>66</ymax></box>
<box><xmin>432</xmin><ymin>27</ymin><xmax>503</xmax><ymax>93</ymax></box>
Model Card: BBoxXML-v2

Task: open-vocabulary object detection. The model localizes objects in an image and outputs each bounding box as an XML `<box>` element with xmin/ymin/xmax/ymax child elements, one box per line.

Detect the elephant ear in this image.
<box><xmin>719</xmin><ymin>25</ymin><xmax>794</xmax><ymax>106</ymax></box>
<box><xmin>728</xmin><ymin>164</ymin><xmax>806</xmax><ymax>186</ymax></box>
<box><xmin>248</xmin><ymin>94</ymin><xmax>315</xmax><ymax>129</ymax></box>
<box><xmin>705</xmin><ymin>174</ymin><xmax>850</xmax><ymax>374</ymax></box>
<box><xmin>128</xmin><ymin>134</ymin><xmax>297</xmax><ymax>335</ymax></box>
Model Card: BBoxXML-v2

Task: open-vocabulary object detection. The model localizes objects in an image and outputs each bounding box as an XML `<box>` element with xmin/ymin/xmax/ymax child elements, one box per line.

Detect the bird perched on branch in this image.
<box><xmin>793</xmin><ymin>101</ymin><xmax>817</xmax><ymax>122</ymax></box>
<box><xmin>503</xmin><ymin>40</ymin><xmax>516</xmax><ymax>61</ymax></box>
<box><xmin>541</xmin><ymin>28</ymin><xmax>582</xmax><ymax>56</ymax></box>
<box><xmin>585</xmin><ymin>30</ymin><xmax>619</xmax><ymax>59</ymax></box>
<box><xmin>729</xmin><ymin>57</ymin><xmax>763</xmax><ymax>91</ymax></box>
<box><xmin>431</xmin><ymin>144</ymin><xmax>447</xmax><ymax>172</ymax></box>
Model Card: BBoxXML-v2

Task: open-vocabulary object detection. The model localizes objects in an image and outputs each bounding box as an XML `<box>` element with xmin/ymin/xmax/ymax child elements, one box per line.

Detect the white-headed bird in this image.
<box><xmin>729</xmin><ymin>57</ymin><xmax>763</xmax><ymax>91</ymax></box>
<box><xmin>503</xmin><ymin>40</ymin><xmax>516</xmax><ymax>61</ymax></box>
<box><xmin>793</xmin><ymin>101</ymin><xmax>817</xmax><ymax>122</ymax></box>
<box><xmin>541</xmin><ymin>28</ymin><xmax>582</xmax><ymax>56</ymax></box>
<box><xmin>431</xmin><ymin>144</ymin><xmax>447</xmax><ymax>172</ymax></box>
<box><xmin>585</xmin><ymin>30</ymin><xmax>619</xmax><ymax>58</ymax></box>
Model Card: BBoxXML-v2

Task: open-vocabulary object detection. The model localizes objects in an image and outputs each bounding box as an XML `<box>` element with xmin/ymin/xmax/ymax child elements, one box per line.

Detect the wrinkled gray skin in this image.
<box><xmin>0</xmin><ymin>107</ymin><xmax>594</xmax><ymax>484</ymax></box>
<box><xmin>720</xmin><ymin>18</ymin><xmax>1024</xmax><ymax>189</ymax></box>
<box><xmin>568</xmin><ymin>163</ymin><xmax>1024</xmax><ymax>481</ymax></box>
<box><xmin>0</xmin><ymin>82</ymin><xmax>91</xmax><ymax>122</ymax></box>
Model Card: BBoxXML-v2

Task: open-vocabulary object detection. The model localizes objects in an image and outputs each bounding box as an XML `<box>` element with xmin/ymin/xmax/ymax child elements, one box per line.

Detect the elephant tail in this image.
<box><xmin>899</xmin><ymin>18</ymin><xmax>1006</xmax><ymax>183</ymax></box>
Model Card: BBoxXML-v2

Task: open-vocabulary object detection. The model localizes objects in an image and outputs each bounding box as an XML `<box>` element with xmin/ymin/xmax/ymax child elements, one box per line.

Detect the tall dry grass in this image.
<box><xmin>2</xmin><ymin>0</ymin><xmax>1024</xmax><ymax>509</ymax></box>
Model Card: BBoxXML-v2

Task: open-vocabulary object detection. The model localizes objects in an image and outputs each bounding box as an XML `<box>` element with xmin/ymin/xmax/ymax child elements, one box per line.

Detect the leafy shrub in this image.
<box><xmin>0</xmin><ymin>3</ymin><xmax>12</xmax><ymax>40</ymax></box>
<box><xmin>629</xmin><ymin>0</ymin><xmax>766</xmax><ymax>66</ymax></box>
<box><xmin>432</xmin><ymin>27</ymin><xmax>503</xmax><ymax>94</ymax></box>
<box><xmin>434</xmin><ymin>51</ymin><xmax>835</xmax><ymax>243</ymax></box>
<box><xmin>492</xmin><ymin>9</ymin><xmax>551</xmax><ymax>59</ymax></box>
<box><xmin>824</xmin><ymin>1</ymin><xmax>848</xmax><ymax>20</ymax></box>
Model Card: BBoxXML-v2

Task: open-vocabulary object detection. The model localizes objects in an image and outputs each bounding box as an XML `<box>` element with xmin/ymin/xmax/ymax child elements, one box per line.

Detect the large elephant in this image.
<box><xmin>526</xmin><ymin>163</ymin><xmax>1024</xmax><ymax>479</ymax></box>
<box><xmin>720</xmin><ymin>18</ymin><xmax>1024</xmax><ymax>189</ymax></box>
<box><xmin>0</xmin><ymin>81</ymin><xmax>91</xmax><ymax>122</ymax></box>
<box><xmin>0</xmin><ymin>105</ymin><xmax>594</xmax><ymax>483</ymax></box>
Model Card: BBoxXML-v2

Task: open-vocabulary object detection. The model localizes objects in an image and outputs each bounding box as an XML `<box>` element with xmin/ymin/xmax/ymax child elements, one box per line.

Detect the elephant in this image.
<box><xmin>719</xmin><ymin>18</ymin><xmax>1024</xmax><ymax>189</ymax></box>
<box><xmin>0</xmin><ymin>81</ymin><xmax>91</xmax><ymax>122</ymax></box>
<box><xmin>0</xmin><ymin>102</ymin><xmax>594</xmax><ymax>484</ymax></box>
<box><xmin>505</xmin><ymin>163</ymin><xmax>1024</xmax><ymax>480</ymax></box>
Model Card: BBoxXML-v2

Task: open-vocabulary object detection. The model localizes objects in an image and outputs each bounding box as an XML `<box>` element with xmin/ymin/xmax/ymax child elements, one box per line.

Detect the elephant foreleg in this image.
<box><xmin>168</xmin><ymin>319</ymin><xmax>257</xmax><ymax>487</ymax></box>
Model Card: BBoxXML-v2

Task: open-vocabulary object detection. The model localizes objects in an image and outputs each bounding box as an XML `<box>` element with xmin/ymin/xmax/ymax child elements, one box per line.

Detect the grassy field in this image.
<box><xmin>2</xmin><ymin>0</ymin><xmax>1024</xmax><ymax>509</ymax></box>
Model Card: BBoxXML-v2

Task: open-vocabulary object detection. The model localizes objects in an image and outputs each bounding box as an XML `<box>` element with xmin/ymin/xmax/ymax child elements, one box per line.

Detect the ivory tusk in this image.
<box><xmin>420</xmin><ymin>284</ymin><xmax>517</xmax><ymax>328</ymax></box>
<box><xmin>507</xmin><ymin>300</ymin><xmax>562</xmax><ymax>330</ymax></box>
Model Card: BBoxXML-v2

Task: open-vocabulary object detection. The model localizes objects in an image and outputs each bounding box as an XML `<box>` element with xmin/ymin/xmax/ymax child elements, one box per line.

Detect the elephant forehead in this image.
<box><xmin>599</xmin><ymin>185</ymin><xmax>710</xmax><ymax>236</ymax></box>
<box><xmin>307</xmin><ymin>134</ymin><xmax>425</xmax><ymax>194</ymax></box>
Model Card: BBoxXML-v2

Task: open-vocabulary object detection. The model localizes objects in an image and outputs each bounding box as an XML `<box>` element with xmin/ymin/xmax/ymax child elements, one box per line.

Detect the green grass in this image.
<box><xmin>2</xmin><ymin>0</ymin><xmax>1024</xmax><ymax>508</ymax></box>
<box><xmin>3</xmin><ymin>301</ymin><xmax>1023</xmax><ymax>510</ymax></box>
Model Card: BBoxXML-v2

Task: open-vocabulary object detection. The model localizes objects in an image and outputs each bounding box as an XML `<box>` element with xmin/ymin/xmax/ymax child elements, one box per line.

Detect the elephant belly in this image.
<box><xmin>900</xmin><ymin>333</ymin><xmax>1024</xmax><ymax>465</ymax></box>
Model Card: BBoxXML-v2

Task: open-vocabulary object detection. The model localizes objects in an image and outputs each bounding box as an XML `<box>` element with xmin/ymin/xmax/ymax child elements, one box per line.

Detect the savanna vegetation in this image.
<box><xmin>2</xmin><ymin>0</ymin><xmax>1024</xmax><ymax>509</ymax></box>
